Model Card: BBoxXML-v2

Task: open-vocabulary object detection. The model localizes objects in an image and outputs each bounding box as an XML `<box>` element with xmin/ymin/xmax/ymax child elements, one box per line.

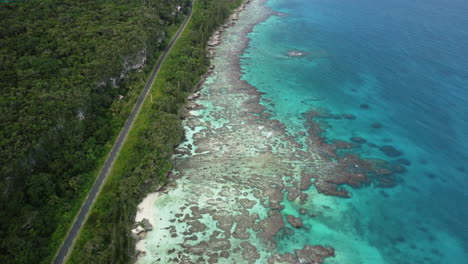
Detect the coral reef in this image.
<box><xmin>379</xmin><ymin>145</ymin><xmax>403</xmax><ymax>157</ymax></box>
<box><xmin>135</xmin><ymin>0</ymin><xmax>408</xmax><ymax>263</ymax></box>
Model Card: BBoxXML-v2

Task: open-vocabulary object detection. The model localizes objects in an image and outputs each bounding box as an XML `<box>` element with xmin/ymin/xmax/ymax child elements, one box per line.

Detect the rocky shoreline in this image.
<box><xmin>206</xmin><ymin>0</ymin><xmax>250</xmax><ymax>57</ymax></box>
<box><xmin>133</xmin><ymin>0</ymin><xmax>256</xmax><ymax>261</ymax></box>
<box><xmin>181</xmin><ymin>0</ymin><xmax>254</xmax><ymax>119</ymax></box>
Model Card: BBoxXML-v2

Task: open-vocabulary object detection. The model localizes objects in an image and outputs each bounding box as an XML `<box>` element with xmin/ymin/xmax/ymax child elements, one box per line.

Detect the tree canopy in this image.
<box><xmin>0</xmin><ymin>0</ymin><xmax>188</xmax><ymax>263</ymax></box>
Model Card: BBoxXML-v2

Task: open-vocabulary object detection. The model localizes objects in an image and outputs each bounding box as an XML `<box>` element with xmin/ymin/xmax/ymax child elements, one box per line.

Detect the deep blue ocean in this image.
<box><xmin>240</xmin><ymin>0</ymin><xmax>468</xmax><ymax>262</ymax></box>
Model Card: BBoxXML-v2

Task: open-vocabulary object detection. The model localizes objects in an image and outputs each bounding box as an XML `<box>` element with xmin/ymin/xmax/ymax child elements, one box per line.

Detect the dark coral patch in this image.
<box><xmin>287</xmin><ymin>215</ymin><xmax>303</xmax><ymax>228</ymax></box>
<box><xmin>379</xmin><ymin>190</ymin><xmax>389</xmax><ymax>198</ymax></box>
<box><xmin>258</xmin><ymin>210</ymin><xmax>285</xmax><ymax>241</ymax></box>
<box><xmin>379</xmin><ymin>145</ymin><xmax>403</xmax><ymax>157</ymax></box>
<box><xmin>371</xmin><ymin>122</ymin><xmax>383</xmax><ymax>128</ymax></box>
<box><xmin>350</xmin><ymin>137</ymin><xmax>367</xmax><ymax>144</ymax></box>
<box><xmin>394</xmin><ymin>235</ymin><xmax>406</xmax><ymax>243</ymax></box>
<box><xmin>233</xmin><ymin>211</ymin><xmax>259</xmax><ymax>239</ymax></box>
<box><xmin>377</xmin><ymin>175</ymin><xmax>397</xmax><ymax>188</ymax></box>
<box><xmin>314</xmin><ymin>181</ymin><xmax>350</xmax><ymax>198</ymax></box>
<box><xmin>303</xmin><ymin>110</ymin><xmax>407</xmax><ymax>194</ymax></box>
<box><xmin>333</xmin><ymin>140</ymin><xmax>352</xmax><ymax>149</ymax></box>
<box><xmin>267</xmin><ymin>245</ymin><xmax>335</xmax><ymax>264</ymax></box>
<box><xmin>360</xmin><ymin>103</ymin><xmax>370</xmax><ymax>109</ymax></box>
<box><xmin>396</xmin><ymin>158</ymin><xmax>411</xmax><ymax>166</ymax></box>
<box><xmin>389</xmin><ymin>163</ymin><xmax>407</xmax><ymax>174</ymax></box>
<box><xmin>295</xmin><ymin>245</ymin><xmax>335</xmax><ymax>263</ymax></box>
<box><xmin>299</xmin><ymin>173</ymin><xmax>314</xmax><ymax>191</ymax></box>
<box><xmin>240</xmin><ymin>241</ymin><xmax>260</xmax><ymax>262</ymax></box>
<box><xmin>342</xmin><ymin>114</ymin><xmax>357</xmax><ymax>120</ymax></box>
<box><xmin>286</xmin><ymin>187</ymin><xmax>301</xmax><ymax>202</ymax></box>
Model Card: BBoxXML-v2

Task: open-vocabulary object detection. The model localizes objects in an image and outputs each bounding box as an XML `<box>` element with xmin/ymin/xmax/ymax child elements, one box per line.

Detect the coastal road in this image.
<box><xmin>53</xmin><ymin>2</ymin><xmax>194</xmax><ymax>264</ymax></box>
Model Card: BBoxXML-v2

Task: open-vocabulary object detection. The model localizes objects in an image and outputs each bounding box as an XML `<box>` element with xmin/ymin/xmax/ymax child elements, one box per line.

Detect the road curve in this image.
<box><xmin>53</xmin><ymin>2</ymin><xmax>194</xmax><ymax>264</ymax></box>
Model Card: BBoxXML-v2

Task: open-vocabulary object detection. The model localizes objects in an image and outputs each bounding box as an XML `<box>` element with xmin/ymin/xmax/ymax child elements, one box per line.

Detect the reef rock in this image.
<box><xmin>371</xmin><ymin>122</ymin><xmax>383</xmax><ymax>128</ymax></box>
<box><xmin>258</xmin><ymin>210</ymin><xmax>285</xmax><ymax>241</ymax></box>
<box><xmin>295</xmin><ymin>245</ymin><xmax>335</xmax><ymax>264</ymax></box>
<box><xmin>314</xmin><ymin>180</ymin><xmax>350</xmax><ymax>198</ymax></box>
<box><xmin>287</xmin><ymin>215</ymin><xmax>303</xmax><ymax>228</ymax></box>
<box><xmin>350</xmin><ymin>137</ymin><xmax>367</xmax><ymax>144</ymax></box>
<box><xmin>342</xmin><ymin>114</ymin><xmax>356</xmax><ymax>120</ymax></box>
<box><xmin>141</xmin><ymin>218</ymin><xmax>153</xmax><ymax>231</ymax></box>
<box><xmin>360</xmin><ymin>103</ymin><xmax>370</xmax><ymax>109</ymax></box>
<box><xmin>379</xmin><ymin>145</ymin><xmax>402</xmax><ymax>157</ymax></box>
<box><xmin>267</xmin><ymin>245</ymin><xmax>335</xmax><ymax>264</ymax></box>
<box><xmin>396</xmin><ymin>158</ymin><xmax>411</xmax><ymax>166</ymax></box>
<box><xmin>240</xmin><ymin>241</ymin><xmax>260</xmax><ymax>262</ymax></box>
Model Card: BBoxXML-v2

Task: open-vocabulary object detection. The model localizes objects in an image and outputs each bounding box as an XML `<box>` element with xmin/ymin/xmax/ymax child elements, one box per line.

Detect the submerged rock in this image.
<box><xmin>396</xmin><ymin>158</ymin><xmax>411</xmax><ymax>166</ymax></box>
<box><xmin>267</xmin><ymin>253</ymin><xmax>297</xmax><ymax>264</ymax></box>
<box><xmin>378</xmin><ymin>175</ymin><xmax>397</xmax><ymax>188</ymax></box>
<box><xmin>371</xmin><ymin>122</ymin><xmax>383</xmax><ymax>128</ymax></box>
<box><xmin>267</xmin><ymin>245</ymin><xmax>335</xmax><ymax>264</ymax></box>
<box><xmin>342</xmin><ymin>114</ymin><xmax>357</xmax><ymax>120</ymax></box>
<box><xmin>314</xmin><ymin>180</ymin><xmax>351</xmax><ymax>198</ymax></box>
<box><xmin>379</xmin><ymin>145</ymin><xmax>403</xmax><ymax>157</ymax></box>
<box><xmin>258</xmin><ymin>210</ymin><xmax>285</xmax><ymax>240</ymax></box>
<box><xmin>350</xmin><ymin>137</ymin><xmax>367</xmax><ymax>144</ymax></box>
<box><xmin>295</xmin><ymin>245</ymin><xmax>335</xmax><ymax>263</ymax></box>
<box><xmin>333</xmin><ymin>140</ymin><xmax>352</xmax><ymax>149</ymax></box>
<box><xmin>287</xmin><ymin>215</ymin><xmax>303</xmax><ymax>228</ymax></box>
<box><xmin>360</xmin><ymin>103</ymin><xmax>370</xmax><ymax>109</ymax></box>
<box><xmin>390</xmin><ymin>163</ymin><xmax>407</xmax><ymax>173</ymax></box>
<box><xmin>240</xmin><ymin>241</ymin><xmax>260</xmax><ymax>261</ymax></box>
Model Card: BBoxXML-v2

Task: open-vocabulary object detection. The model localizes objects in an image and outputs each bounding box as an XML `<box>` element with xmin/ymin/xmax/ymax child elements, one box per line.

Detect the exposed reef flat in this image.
<box><xmin>134</xmin><ymin>0</ymin><xmax>406</xmax><ymax>263</ymax></box>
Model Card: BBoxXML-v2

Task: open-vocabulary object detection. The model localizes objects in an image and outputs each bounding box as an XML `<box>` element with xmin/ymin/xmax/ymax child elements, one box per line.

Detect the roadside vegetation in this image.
<box><xmin>0</xmin><ymin>0</ymin><xmax>189</xmax><ymax>263</ymax></box>
<box><xmin>68</xmin><ymin>0</ymin><xmax>243</xmax><ymax>263</ymax></box>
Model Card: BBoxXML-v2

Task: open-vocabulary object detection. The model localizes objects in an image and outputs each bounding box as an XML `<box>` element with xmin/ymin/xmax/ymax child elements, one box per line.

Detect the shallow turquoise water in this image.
<box><xmin>240</xmin><ymin>0</ymin><xmax>468</xmax><ymax>263</ymax></box>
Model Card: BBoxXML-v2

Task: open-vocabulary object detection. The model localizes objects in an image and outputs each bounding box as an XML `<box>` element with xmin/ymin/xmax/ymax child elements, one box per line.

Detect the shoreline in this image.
<box><xmin>134</xmin><ymin>192</ymin><xmax>159</xmax><ymax>255</ymax></box>
<box><xmin>132</xmin><ymin>0</ymin><xmax>268</xmax><ymax>260</ymax></box>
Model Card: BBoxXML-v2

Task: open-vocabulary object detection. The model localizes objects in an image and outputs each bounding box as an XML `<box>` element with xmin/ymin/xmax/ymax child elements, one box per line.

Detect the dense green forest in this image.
<box><xmin>68</xmin><ymin>0</ymin><xmax>243</xmax><ymax>263</ymax></box>
<box><xmin>0</xmin><ymin>0</ymin><xmax>190</xmax><ymax>263</ymax></box>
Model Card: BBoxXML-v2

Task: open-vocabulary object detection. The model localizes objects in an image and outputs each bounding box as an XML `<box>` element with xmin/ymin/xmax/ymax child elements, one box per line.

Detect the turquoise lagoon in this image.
<box><xmin>240</xmin><ymin>0</ymin><xmax>468</xmax><ymax>263</ymax></box>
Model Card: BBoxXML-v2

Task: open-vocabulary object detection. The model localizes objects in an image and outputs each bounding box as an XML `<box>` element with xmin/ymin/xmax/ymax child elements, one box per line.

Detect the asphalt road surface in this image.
<box><xmin>53</xmin><ymin>3</ymin><xmax>194</xmax><ymax>263</ymax></box>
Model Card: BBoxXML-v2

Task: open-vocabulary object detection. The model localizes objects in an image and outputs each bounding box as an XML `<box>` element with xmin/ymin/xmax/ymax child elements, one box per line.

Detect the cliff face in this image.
<box><xmin>0</xmin><ymin>0</ymin><xmax>188</xmax><ymax>263</ymax></box>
